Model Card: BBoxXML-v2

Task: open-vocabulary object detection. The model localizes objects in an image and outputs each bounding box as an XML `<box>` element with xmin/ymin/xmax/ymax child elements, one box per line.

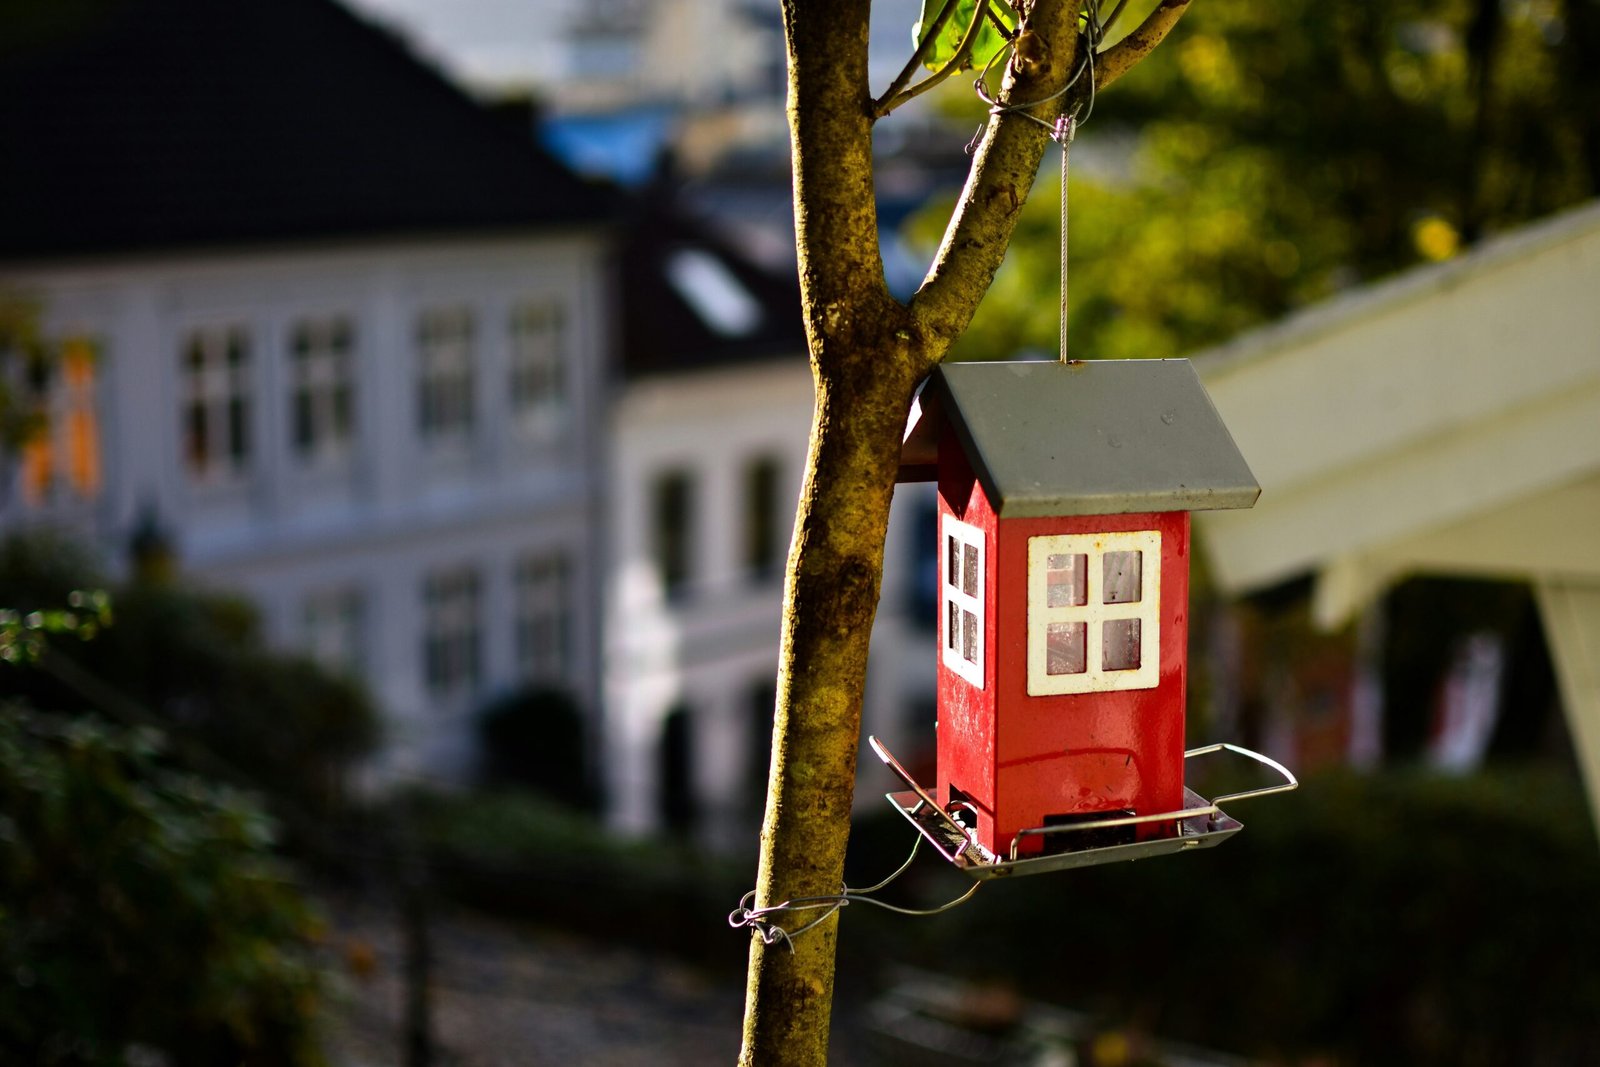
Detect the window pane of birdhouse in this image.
<box><xmin>1103</xmin><ymin>619</ymin><xmax>1141</xmax><ymax>671</ymax></box>
<box><xmin>948</xmin><ymin>601</ymin><xmax>959</xmax><ymax>651</ymax></box>
<box><xmin>1046</xmin><ymin>553</ymin><xmax>1087</xmax><ymax>607</ymax></box>
<box><xmin>1103</xmin><ymin>551</ymin><xmax>1143</xmax><ymax>604</ymax></box>
<box><xmin>1045</xmin><ymin>621</ymin><xmax>1086</xmax><ymax>675</ymax></box>
<box><xmin>962</xmin><ymin>609</ymin><xmax>978</xmax><ymax>663</ymax></box>
<box><xmin>947</xmin><ymin>535</ymin><xmax>960</xmax><ymax>590</ymax></box>
<box><xmin>962</xmin><ymin>544</ymin><xmax>979</xmax><ymax>598</ymax></box>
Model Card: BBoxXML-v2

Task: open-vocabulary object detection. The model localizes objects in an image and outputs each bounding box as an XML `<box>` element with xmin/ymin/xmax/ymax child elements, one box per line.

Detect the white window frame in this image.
<box><xmin>1027</xmin><ymin>530</ymin><xmax>1162</xmax><ymax>696</ymax></box>
<box><xmin>941</xmin><ymin>514</ymin><xmax>985</xmax><ymax>689</ymax></box>
<box><xmin>652</xmin><ymin>467</ymin><xmax>696</xmax><ymax>600</ymax></box>
<box><xmin>422</xmin><ymin>565</ymin><xmax>482</xmax><ymax>699</ymax></box>
<box><xmin>508</xmin><ymin>298</ymin><xmax>567</xmax><ymax>439</ymax></box>
<box><xmin>741</xmin><ymin>453</ymin><xmax>783</xmax><ymax>583</ymax></box>
<box><xmin>417</xmin><ymin>307</ymin><xmax>475</xmax><ymax>441</ymax></box>
<box><xmin>514</xmin><ymin>551</ymin><xmax>570</xmax><ymax>685</ymax></box>
<box><xmin>180</xmin><ymin>323</ymin><xmax>252</xmax><ymax>484</ymax></box>
<box><xmin>302</xmin><ymin>585</ymin><xmax>365</xmax><ymax>678</ymax></box>
<box><xmin>289</xmin><ymin>315</ymin><xmax>356</xmax><ymax>466</ymax></box>
<box><xmin>4</xmin><ymin>335</ymin><xmax>102</xmax><ymax>508</ymax></box>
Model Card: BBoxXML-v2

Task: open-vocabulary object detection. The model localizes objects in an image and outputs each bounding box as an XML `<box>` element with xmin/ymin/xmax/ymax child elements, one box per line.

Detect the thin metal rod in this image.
<box><xmin>1058</xmin><ymin>124</ymin><xmax>1071</xmax><ymax>362</ymax></box>
<box><xmin>1008</xmin><ymin>742</ymin><xmax>1299</xmax><ymax>860</ymax></box>
<box><xmin>1186</xmin><ymin>742</ymin><xmax>1301</xmax><ymax>804</ymax></box>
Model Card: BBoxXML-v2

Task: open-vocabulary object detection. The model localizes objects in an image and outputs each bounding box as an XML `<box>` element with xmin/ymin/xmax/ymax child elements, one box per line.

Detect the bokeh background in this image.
<box><xmin>3</xmin><ymin>0</ymin><xmax>1599</xmax><ymax>1063</ymax></box>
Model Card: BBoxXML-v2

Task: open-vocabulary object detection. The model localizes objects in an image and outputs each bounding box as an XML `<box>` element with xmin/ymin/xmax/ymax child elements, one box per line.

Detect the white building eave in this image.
<box><xmin>1191</xmin><ymin>199</ymin><xmax>1600</xmax><ymax>612</ymax></box>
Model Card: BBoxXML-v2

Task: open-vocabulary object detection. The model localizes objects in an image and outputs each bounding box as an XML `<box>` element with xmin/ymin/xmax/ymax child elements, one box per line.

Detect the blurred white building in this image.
<box><xmin>2</xmin><ymin>0</ymin><xmax>942</xmax><ymax>843</ymax></box>
<box><xmin>604</xmin><ymin>199</ymin><xmax>936</xmax><ymax>848</ymax></box>
<box><xmin>0</xmin><ymin>0</ymin><xmax>614</xmax><ymax>780</ymax></box>
<box><xmin>1193</xmin><ymin>200</ymin><xmax>1600</xmax><ymax>838</ymax></box>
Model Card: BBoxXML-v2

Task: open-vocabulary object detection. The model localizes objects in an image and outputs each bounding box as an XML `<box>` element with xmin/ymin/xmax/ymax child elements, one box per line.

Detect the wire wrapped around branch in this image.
<box><xmin>728</xmin><ymin>834</ymin><xmax>983</xmax><ymax>951</ymax></box>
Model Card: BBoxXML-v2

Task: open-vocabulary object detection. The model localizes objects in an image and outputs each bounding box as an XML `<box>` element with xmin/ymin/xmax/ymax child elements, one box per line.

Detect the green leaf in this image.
<box><xmin>914</xmin><ymin>0</ymin><xmax>1015</xmax><ymax>73</ymax></box>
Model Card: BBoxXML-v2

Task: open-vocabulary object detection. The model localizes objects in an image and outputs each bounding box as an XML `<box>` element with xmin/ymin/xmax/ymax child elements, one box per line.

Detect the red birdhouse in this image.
<box><xmin>880</xmin><ymin>358</ymin><xmax>1283</xmax><ymax>875</ymax></box>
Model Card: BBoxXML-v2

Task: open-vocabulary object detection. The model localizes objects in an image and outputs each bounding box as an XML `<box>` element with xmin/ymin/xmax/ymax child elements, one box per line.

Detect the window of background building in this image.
<box><xmin>290</xmin><ymin>316</ymin><xmax>355</xmax><ymax>464</ymax></box>
<box><xmin>422</xmin><ymin>565</ymin><xmax>482</xmax><ymax>698</ymax></box>
<box><xmin>742</xmin><ymin>455</ymin><xmax>782</xmax><ymax>582</ymax></box>
<box><xmin>652</xmin><ymin>469</ymin><xmax>694</xmax><ymax>600</ymax></box>
<box><xmin>515</xmin><ymin>551</ymin><xmax>570</xmax><ymax>684</ymax></box>
<box><xmin>303</xmin><ymin>586</ymin><xmax>364</xmax><ymax>678</ymax></box>
<box><xmin>509</xmin><ymin>299</ymin><xmax>566</xmax><ymax>437</ymax></box>
<box><xmin>658</xmin><ymin>704</ymin><xmax>696</xmax><ymax>836</ymax></box>
<box><xmin>4</xmin><ymin>335</ymin><xmax>102</xmax><ymax>508</ymax></box>
<box><xmin>745</xmin><ymin>677</ymin><xmax>777</xmax><ymax>812</ymax></box>
<box><xmin>181</xmin><ymin>324</ymin><xmax>251</xmax><ymax>482</ymax></box>
<box><xmin>417</xmin><ymin>308</ymin><xmax>474</xmax><ymax>440</ymax></box>
<box><xmin>907</xmin><ymin>494</ymin><xmax>939</xmax><ymax>628</ymax></box>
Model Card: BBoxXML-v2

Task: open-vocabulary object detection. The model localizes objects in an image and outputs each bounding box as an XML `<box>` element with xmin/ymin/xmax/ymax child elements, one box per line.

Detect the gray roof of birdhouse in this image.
<box><xmin>925</xmin><ymin>359</ymin><xmax>1260</xmax><ymax>518</ymax></box>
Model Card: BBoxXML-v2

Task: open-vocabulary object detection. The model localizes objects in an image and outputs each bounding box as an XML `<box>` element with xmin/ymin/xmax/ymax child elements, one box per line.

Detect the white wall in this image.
<box><xmin>3</xmin><ymin>230</ymin><xmax>610</xmax><ymax>781</ymax></box>
<box><xmin>603</xmin><ymin>358</ymin><xmax>937</xmax><ymax>849</ymax></box>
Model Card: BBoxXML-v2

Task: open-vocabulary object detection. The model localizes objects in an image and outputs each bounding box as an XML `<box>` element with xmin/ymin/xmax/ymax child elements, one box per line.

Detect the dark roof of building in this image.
<box><xmin>0</xmin><ymin>0</ymin><xmax>613</xmax><ymax>261</ymax></box>
<box><xmin>905</xmin><ymin>359</ymin><xmax>1260</xmax><ymax>517</ymax></box>
<box><xmin>616</xmin><ymin>191</ymin><xmax>805</xmax><ymax>379</ymax></box>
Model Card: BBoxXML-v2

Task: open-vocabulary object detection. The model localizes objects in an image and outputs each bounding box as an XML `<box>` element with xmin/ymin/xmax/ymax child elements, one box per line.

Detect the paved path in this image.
<box><xmin>319</xmin><ymin>897</ymin><xmax>869</xmax><ymax>1066</ymax></box>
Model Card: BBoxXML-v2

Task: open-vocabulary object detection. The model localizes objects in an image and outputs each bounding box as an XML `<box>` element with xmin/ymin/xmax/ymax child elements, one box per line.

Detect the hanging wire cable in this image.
<box><xmin>1057</xmin><ymin>114</ymin><xmax>1075</xmax><ymax>362</ymax></box>
<box><xmin>969</xmin><ymin>0</ymin><xmax>1101</xmax><ymax>358</ymax></box>
<box><xmin>729</xmin><ymin>834</ymin><xmax>983</xmax><ymax>952</ymax></box>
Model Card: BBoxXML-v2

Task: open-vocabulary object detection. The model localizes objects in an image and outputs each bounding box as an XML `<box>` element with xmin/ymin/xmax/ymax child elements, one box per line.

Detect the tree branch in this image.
<box><xmin>875</xmin><ymin>0</ymin><xmax>998</xmax><ymax>118</ymax></box>
<box><xmin>783</xmin><ymin>0</ymin><xmax>888</xmax><ymax>317</ymax></box>
<box><xmin>910</xmin><ymin>0</ymin><xmax>1085</xmax><ymax>356</ymax></box>
<box><xmin>874</xmin><ymin>0</ymin><xmax>961</xmax><ymax>115</ymax></box>
<box><xmin>1095</xmin><ymin>0</ymin><xmax>1191</xmax><ymax>90</ymax></box>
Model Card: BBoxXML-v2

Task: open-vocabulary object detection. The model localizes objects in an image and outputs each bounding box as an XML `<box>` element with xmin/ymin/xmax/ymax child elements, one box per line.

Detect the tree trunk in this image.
<box><xmin>739</xmin><ymin>339</ymin><xmax>922</xmax><ymax>1063</ymax></box>
<box><xmin>740</xmin><ymin>1</ymin><xmax>1189</xmax><ymax>1061</ymax></box>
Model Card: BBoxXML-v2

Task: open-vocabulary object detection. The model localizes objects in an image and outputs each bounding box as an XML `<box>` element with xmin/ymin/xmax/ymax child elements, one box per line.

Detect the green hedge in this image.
<box><xmin>0</xmin><ymin>710</ymin><xmax>326</xmax><ymax>1066</ymax></box>
<box><xmin>410</xmin><ymin>789</ymin><xmax>753</xmax><ymax>969</ymax></box>
<box><xmin>846</xmin><ymin>765</ymin><xmax>1600</xmax><ymax>1065</ymax></box>
<box><xmin>410</xmin><ymin>768</ymin><xmax>1600</xmax><ymax>1064</ymax></box>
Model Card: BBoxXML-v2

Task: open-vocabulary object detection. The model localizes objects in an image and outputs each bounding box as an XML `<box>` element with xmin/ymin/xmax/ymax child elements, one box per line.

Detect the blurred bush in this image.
<box><xmin>0</xmin><ymin>709</ymin><xmax>325</xmax><ymax>1066</ymax></box>
<box><xmin>405</xmin><ymin>787</ymin><xmax>750</xmax><ymax>970</ymax></box>
<box><xmin>475</xmin><ymin>684</ymin><xmax>599</xmax><ymax>813</ymax></box>
<box><xmin>845</xmin><ymin>765</ymin><xmax>1600</xmax><ymax>1066</ymax></box>
<box><xmin>0</xmin><ymin>531</ymin><xmax>379</xmax><ymax>823</ymax></box>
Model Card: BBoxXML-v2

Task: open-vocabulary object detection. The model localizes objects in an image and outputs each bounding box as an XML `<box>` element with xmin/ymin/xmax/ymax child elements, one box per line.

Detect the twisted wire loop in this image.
<box><xmin>728</xmin><ymin>835</ymin><xmax>983</xmax><ymax>952</ymax></box>
<box><xmin>965</xmin><ymin>0</ymin><xmax>1102</xmax><ymax>153</ymax></box>
<box><xmin>728</xmin><ymin>891</ymin><xmax>847</xmax><ymax>952</ymax></box>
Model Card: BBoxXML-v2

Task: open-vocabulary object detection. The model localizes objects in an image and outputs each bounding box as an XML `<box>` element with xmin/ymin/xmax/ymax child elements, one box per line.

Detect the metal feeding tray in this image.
<box><xmin>868</xmin><ymin>736</ymin><xmax>1297</xmax><ymax>881</ymax></box>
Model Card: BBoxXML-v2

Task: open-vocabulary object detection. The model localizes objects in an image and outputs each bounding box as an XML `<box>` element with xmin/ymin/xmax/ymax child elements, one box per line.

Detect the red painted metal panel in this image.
<box><xmin>932</xmin><ymin>398</ymin><xmax>1195</xmax><ymax>859</ymax></box>
<box><xmin>991</xmin><ymin>510</ymin><xmax>1190</xmax><ymax>856</ymax></box>
<box><xmin>935</xmin><ymin>426</ymin><xmax>1000</xmax><ymax>852</ymax></box>
<box><xmin>930</xmin><ymin>483</ymin><xmax>1192</xmax><ymax>859</ymax></box>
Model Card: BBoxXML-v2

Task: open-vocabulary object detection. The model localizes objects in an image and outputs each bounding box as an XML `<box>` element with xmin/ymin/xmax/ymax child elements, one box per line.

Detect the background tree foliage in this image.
<box><xmin>923</xmin><ymin>0</ymin><xmax>1600</xmax><ymax>362</ymax></box>
<box><xmin>0</xmin><ymin>533</ymin><xmax>379</xmax><ymax>822</ymax></box>
<box><xmin>0</xmin><ymin>709</ymin><xmax>326</xmax><ymax>1066</ymax></box>
<box><xmin>0</xmin><ymin>532</ymin><xmax>381</xmax><ymax>1062</ymax></box>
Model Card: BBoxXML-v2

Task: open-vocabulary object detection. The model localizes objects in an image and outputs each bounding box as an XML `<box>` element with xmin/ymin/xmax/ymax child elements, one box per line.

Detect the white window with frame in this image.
<box><xmin>303</xmin><ymin>586</ymin><xmax>364</xmax><ymax>678</ymax></box>
<box><xmin>180</xmin><ymin>324</ymin><xmax>251</xmax><ymax>483</ymax></box>
<box><xmin>3</xmin><ymin>335</ymin><xmax>102</xmax><ymax>509</ymax></box>
<box><xmin>422</xmin><ymin>565</ymin><xmax>482</xmax><ymax>699</ymax></box>
<box><xmin>514</xmin><ymin>551</ymin><xmax>570</xmax><ymax>684</ymax></box>
<box><xmin>416</xmin><ymin>307</ymin><xmax>475</xmax><ymax>441</ymax></box>
<box><xmin>508</xmin><ymin>299</ymin><xmax>567</xmax><ymax>438</ymax></box>
<box><xmin>1027</xmin><ymin>530</ymin><xmax>1161</xmax><ymax>696</ymax></box>
<box><xmin>289</xmin><ymin>315</ymin><xmax>356</xmax><ymax>465</ymax></box>
<box><xmin>941</xmin><ymin>514</ymin><xmax>985</xmax><ymax>688</ymax></box>
<box><xmin>652</xmin><ymin>468</ymin><xmax>695</xmax><ymax>600</ymax></box>
<box><xmin>742</xmin><ymin>454</ymin><xmax>782</xmax><ymax>583</ymax></box>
